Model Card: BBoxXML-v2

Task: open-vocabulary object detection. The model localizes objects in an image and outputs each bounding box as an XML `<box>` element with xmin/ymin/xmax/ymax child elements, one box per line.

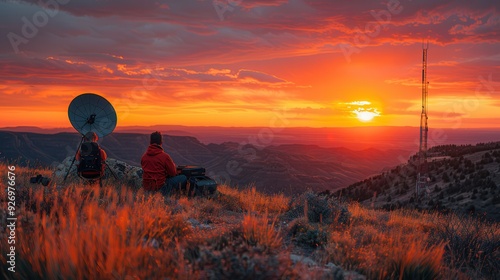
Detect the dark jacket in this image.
<box><xmin>76</xmin><ymin>143</ymin><xmax>107</xmax><ymax>162</ymax></box>
<box><xmin>76</xmin><ymin>142</ymin><xmax>107</xmax><ymax>176</ymax></box>
<box><xmin>141</xmin><ymin>144</ymin><xmax>177</xmax><ymax>191</ymax></box>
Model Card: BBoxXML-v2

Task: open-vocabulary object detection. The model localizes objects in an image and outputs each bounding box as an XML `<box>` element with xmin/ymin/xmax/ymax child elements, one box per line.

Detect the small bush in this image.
<box><xmin>288</xmin><ymin>218</ymin><xmax>328</xmax><ymax>248</ymax></box>
<box><xmin>188</xmin><ymin>238</ymin><xmax>304</xmax><ymax>279</ymax></box>
<box><xmin>295</xmin><ymin>228</ymin><xmax>328</xmax><ymax>249</ymax></box>
<box><xmin>283</xmin><ymin>191</ymin><xmax>350</xmax><ymax>225</ymax></box>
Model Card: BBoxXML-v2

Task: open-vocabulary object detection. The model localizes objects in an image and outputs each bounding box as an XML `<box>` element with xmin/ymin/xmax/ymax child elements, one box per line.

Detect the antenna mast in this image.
<box><xmin>416</xmin><ymin>42</ymin><xmax>429</xmax><ymax>197</ymax></box>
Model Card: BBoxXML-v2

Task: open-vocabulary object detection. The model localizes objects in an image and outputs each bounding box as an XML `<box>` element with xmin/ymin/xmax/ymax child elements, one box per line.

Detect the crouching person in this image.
<box><xmin>141</xmin><ymin>131</ymin><xmax>187</xmax><ymax>195</ymax></box>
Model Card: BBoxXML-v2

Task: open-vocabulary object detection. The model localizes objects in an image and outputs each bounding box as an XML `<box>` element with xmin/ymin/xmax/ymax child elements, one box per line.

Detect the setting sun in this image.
<box><xmin>355</xmin><ymin>110</ymin><xmax>380</xmax><ymax>122</ymax></box>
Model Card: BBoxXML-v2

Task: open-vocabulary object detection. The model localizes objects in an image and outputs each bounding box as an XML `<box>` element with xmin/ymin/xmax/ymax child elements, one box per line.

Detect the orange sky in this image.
<box><xmin>1</xmin><ymin>0</ymin><xmax>499</xmax><ymax>129</ymax></box>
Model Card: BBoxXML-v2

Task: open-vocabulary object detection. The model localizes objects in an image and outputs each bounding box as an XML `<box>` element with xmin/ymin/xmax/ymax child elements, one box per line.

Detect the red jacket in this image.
<box><xmin>141</xmin><ymin>144</ymin><xmax>177</xmax><ymax>191</ymax></box>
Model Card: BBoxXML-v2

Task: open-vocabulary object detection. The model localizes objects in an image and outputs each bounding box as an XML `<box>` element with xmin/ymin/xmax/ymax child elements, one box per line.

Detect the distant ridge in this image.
<box><xmin>0</xmin><ymin>131</ymin><xmax>407</xmax><ymax>195</ymax></box>
<box><xmin>333</xmin><ymin>142</ymin><xmax>500</xmax><ymax>221</ymax></box>
<box><xmin>0</xmin><ymin>126</ymin><xmax>73</xmax><ymax>134</ymax></box>
<box><xmin>2</xmin><ymin>126</ymin><xmax>500</xmax><ymax>151</ymax></box>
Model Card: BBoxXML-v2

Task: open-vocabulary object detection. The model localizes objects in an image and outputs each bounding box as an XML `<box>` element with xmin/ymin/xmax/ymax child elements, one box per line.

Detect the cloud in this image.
<box><xmin>0</xmin><ymin>0</ymin><xmax>499</xmax><ymax>127</ymax></box>
<box><xmin>2</xmin><ymin>0</ymin><xmax>498</xmax><ymax>65</ymax></box>
<box><xmin>288</xmin><ymin>107</ymin><xmax>335</xmax><ymax>116</ymax></box>
<box><xmin>236</xmin><ymin>69</ymin><xmax>289</xmax><ymax>84</ymax></box>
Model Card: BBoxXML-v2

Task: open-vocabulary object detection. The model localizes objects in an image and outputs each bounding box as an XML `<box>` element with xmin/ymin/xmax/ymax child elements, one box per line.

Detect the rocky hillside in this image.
<box><xmin>333</xmin><ymin>142</ymin><xmax>500</xmax><ymax>221</ymax></box>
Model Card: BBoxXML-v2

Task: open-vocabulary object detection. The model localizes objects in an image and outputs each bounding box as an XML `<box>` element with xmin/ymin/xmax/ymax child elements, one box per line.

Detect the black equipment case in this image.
<box><xmin>189</xmin><ymin>176</ymin><xmax>217</xmax><ymax>196</ymax></box>
<box><xmin>176</xmin><ymin>165</ymin><xmax>206</xmax><ymax>177</ymax></box>
<box><xmin>176</xmin><ymin>165</ymin><xmax>217</xmax><ymax>197</ymax></box>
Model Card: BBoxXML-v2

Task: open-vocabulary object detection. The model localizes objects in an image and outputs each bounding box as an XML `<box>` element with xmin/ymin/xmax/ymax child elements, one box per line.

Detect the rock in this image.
<box><xmin>198</xmin><ymin>224</ymin><xmax>213</xmax><ymax>230</ymax></box>
<box><xmin>290</xmin><ymin>254</ymin><xmax>318</xmax><ymax>267</ymax></box>
<box><xmin>53</xmin><ymin>156</ymin><xmax>143</xmax><ymax>188</ymax></box>
<box><xmin>289</xmin><ymin>255</ymin><xmax>366</xmax><ymax>280</ymax></box>
<box><xmin>53</xmin><ymin>156</ymin><xmax>79</xmax><ymax>179</ymax></box>
<box><xmin>188</xmin><ymin>218</ymin><xmax>201</xmax><ymax>227</ymax></box>
<box><xmin>141</xmin><ymin>237</ymin><xmax>160</xmax><ymax>249</ymax></box>
<box><xmin>105</xmin><ymin>158</ymin><xmax>143</xmax><ymax>188</ymax></box>
<box><xmin>188</xmin><ymin>218</ymin><xmax>213</xmax><ymax>230</ymax></box>
<box><xmin>343</xmin><ymin>270</ymin><xmax>366</xmax><ymax>280</ymax></box>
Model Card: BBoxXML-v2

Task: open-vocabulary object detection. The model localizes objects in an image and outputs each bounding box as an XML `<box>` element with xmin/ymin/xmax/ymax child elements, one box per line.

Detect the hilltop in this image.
<box><xmin>333</xmin><ymin>142</ymin><xmax>500</xmax><ymax>221</ymax></box>
<box><xmin>0</xmin><ymin>163</ymin><xmax>498</xmax><ymax>279</ymax></box>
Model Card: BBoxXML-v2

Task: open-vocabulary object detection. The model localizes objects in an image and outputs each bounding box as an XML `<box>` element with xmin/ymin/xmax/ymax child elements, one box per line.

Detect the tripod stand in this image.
<box><xmin>63</xmin><ymin>134</ymin><xmax>118</xmax><ymax>183</ymax></box>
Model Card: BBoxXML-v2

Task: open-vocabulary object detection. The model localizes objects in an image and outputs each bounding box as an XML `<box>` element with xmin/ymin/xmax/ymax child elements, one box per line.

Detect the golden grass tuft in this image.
<box><xmin>241</xmin><ymin>212</ymin><xmax>282</xmax><ymax>251</ymax></box>
<box><xmin>389</xmin><ymin>240</ymin><xmax>445</xmax><ymax>280</ymax></box>
<box><xmin>218</xmin><ymin>185</ymin><xmax>290</xmax><ymax>214</ymax></box>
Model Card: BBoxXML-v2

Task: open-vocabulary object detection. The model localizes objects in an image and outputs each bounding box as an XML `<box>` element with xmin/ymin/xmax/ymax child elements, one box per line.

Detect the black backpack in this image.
<box><xmin>177</xmin><ymin>165</ymin><xmax>218</xmax><ymax>197</ymax></box>
<box><xmin>77</xmin><ymin>142</ymin><xmax>103</xmax><ymax>179</ymax></box>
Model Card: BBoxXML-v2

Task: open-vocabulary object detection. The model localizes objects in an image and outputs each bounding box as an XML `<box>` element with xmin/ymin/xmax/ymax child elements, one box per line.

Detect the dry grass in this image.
<box><xmin>242</xmin><ymin>212</ymin><xmax>282</xmax><ymax>251</ymax></box>
<box><xmin>217</xmin><ymin>185</ymin><xmax>290</xmax><ymax>214</ymax></box>
<box><xmin>433</xmin><ymin>213</ymin><xmax>500</xmax><ymax>278</ymax></box>
<box><xmin>4</xmin><ymin>184</ymin><xmax>193</xmax><ymax>279</ymax></box>
<box><xmin>0</xmin><ymin>163</ymin><xmax>497</xmax><ymax>279</ymax></box>
<box><xmin>326</xmin><ymin>206</ymin><xmax>461</xmax><ymax>279</ymax></box>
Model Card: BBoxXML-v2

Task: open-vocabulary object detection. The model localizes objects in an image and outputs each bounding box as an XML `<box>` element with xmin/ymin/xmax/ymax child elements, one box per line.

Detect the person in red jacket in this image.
<box><xmin>141</xmin><ymin>131</ymin><xmax>187</xmax><ymax>195</ymax></box>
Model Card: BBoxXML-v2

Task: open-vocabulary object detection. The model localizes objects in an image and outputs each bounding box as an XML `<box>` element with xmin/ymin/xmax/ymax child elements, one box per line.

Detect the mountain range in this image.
<box><xmin>2</xmin><ymin>129</ymin><xmax>499</xmax><ymax>219</ymax></box>
<box><xmin>3</xmin><ymin>126</ymin><xmax>500</xmax><ymax>151</ymax></box>
<box><xmin>0</xmin><ymin>131</ymin><xmax>407</xmax><ymax>195</ymax></box>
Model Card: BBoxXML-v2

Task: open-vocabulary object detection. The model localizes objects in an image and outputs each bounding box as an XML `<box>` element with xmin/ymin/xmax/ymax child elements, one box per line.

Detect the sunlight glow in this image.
<box><xmin>354</xmin><ymin>109</ymin><xmax>380</xmax><ymax>122</ymax></box>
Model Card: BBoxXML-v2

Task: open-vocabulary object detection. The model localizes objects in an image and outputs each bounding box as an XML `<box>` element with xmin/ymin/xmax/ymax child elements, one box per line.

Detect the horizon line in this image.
<box><xmin>2</xmin><ymin>125</ymin><xmax>500</xmax><ymax>130</ymax></box>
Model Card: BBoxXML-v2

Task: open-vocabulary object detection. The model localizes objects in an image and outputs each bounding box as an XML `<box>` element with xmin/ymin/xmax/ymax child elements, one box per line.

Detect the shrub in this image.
<box><xmin>433</xmin><ymin>214</ymin><xmax>500</xmax><ymax>278</ymax></box>
<box><xmin>283</xmin><ymin>191</ymin><xmax>350</xmax><ymax>225</ymax></box>
<box><xmin>295</xmin><ymin>228</ymin><xmax>328</xmax><ymax>249</ymax></box>
<box><xmin>186</xmin><ymin>237</ymin><xmax>305</xmax><ymax>279</ymax></box>
<box><xmin>287</xmin><ymin>218</ymin><xmax>328</xmax><ymax>249</ymax></box>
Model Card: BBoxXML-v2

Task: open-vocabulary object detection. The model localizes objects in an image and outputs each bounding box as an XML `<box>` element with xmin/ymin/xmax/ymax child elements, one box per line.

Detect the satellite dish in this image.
<box><xmin>68</xmin><ymin>93</ymin><xmax>117</xmax><ymax>138</ymax></box>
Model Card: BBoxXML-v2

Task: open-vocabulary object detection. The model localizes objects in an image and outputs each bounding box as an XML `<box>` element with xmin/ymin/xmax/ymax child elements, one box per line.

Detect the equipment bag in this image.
<box><xmin>78</xmin><ymin>142</ymin><xmax>103</xmax><ymax>179</ymax></box>
<box><xmin>177</xmin><ymin>165</ymin><xmax>206</xmax><ymax>176</ymax></box>
<box><xmin>189</xmin><ymin>175</ymin><xmax>217</xmax><ymax>197</ymax></box>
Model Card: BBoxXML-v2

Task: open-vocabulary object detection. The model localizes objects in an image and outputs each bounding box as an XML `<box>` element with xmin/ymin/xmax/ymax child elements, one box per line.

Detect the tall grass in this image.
<box><xmin>433</xmin><ymin>213</ymin><xmax>500</xmax><ymax>278</ymax></box>
<box><xmin>217</xmin><ymin>185</ymin><xmax>290</xmax><ymax>214</ymax></box>
<box><xmin>6</xmin><ymin>185</ymin><xmax>193</xmax><ymax>279</ymax></box>
<box><xmin>325</xmin><ymin>205</ymin><xmax>446</xmax><ymax>279</ymax></box>
<box><xmin>242</xmin><ymin>212</ymin><xmax>282</xmax><ymax>251</ymax></box>
<box><xmin>0</xmin><ymin>163</ymin><xmax>498</xmax><ymax>279</ymax></box>
<box><xmin>389</xmin><ymin>240</ymin><xmax>445</xmax><ymax>280</ymax></box>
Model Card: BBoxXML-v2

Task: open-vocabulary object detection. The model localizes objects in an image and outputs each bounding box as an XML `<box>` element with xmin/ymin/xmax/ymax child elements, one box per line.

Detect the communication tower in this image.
<box><xmin>416</xmin><ymin>43</ymin><xmax>429</xmax><ymax>197</ymax></box>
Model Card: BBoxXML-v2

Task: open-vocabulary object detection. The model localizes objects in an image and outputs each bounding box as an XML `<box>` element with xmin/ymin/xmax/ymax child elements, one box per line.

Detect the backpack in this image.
<box><xmin>177</xmin><ymin>165</ymin><xmax>218</xmax><ymax>197</ymax></box>
<box><xmin>77</xmin><ymin>142</ymin><xmax>103</xmax><ymax>179</ymax></box>
<box><xmin>189</xmin><ymin>175</ymin><xmax>217</xmax><ymax>197</ymax></box>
